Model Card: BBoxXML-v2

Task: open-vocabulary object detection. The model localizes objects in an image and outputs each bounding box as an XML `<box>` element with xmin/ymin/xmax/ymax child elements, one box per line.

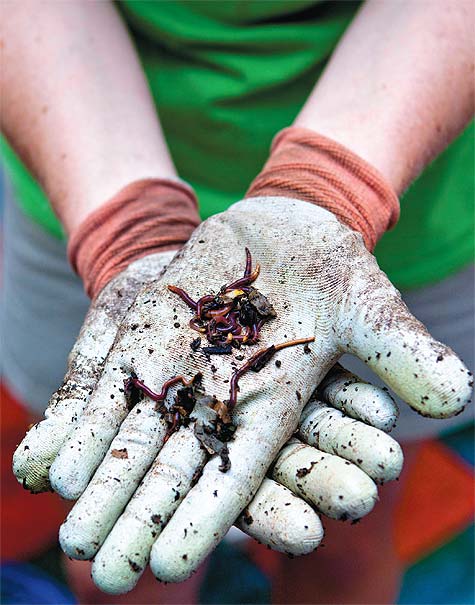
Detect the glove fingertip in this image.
<box><xmin>59</xmin><ymin>521</ymin><xmax>95</xmax><ymax>561</ymax></box>
<box><xmin>49</xmin><ymin>461</ymin><xmax>85</xmax><ymax>500</ymax></box>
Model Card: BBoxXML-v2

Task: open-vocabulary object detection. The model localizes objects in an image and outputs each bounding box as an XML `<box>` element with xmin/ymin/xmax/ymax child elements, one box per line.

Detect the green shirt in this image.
<box><xmin>1</xmin><ymin>0</ymin><xmax>473</xmax><ymax>290</ymax></box>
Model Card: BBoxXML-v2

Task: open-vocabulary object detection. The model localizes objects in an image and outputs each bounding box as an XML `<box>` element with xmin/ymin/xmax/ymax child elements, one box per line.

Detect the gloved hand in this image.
<box><xmin>14</xmin><ymin>175</ymin><xmax>402</xmax><ymax>572</ymax></box>
<box><xmin>25</xmin><ymin>185</ymin><xmax>469</xmax><ymax>588</ymax></box>
<box><xmin>14</xmin><ymin>247</ymin><xmax>403</xmax><ymax>589</ymax></box>
<box><xmin>13</xmin><ymin>169</ymin><xmax>404</xmax><ymax>593</ymax></box>
<box><xmin>13</xmin><ymin>129</ymin><xmax>472</xmax><ymax>591</ymax></box>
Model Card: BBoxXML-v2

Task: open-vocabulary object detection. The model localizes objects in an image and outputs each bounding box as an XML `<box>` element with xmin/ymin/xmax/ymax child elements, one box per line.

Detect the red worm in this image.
<box><xmin>168</xmin><ymin>249</ymin><xmax>271</xmax><ymax>346</ymax></box>
<box><xmin>196</xmin><ymin>294</ymin><xmax>216</xmax><ymax>319</ymax></box>
<box><xmin>244</xmin><ymin>247</ymin><xmax>252</xmax><ymax>277</ymax></box>
<box><xmin>206</xmin><ymin>303</ymin><xmax>234</xmax><ymax>319</ymax></box>
<box><xmin>167</xmin><ymin>285</ymin><xmax>197</xmax><ymax>311</ymax></box>
<box><xmin>125</xmin><ymin>375</ymin><xmax>195</xmax><ymax>404</ymax></box>
<box><xmin>225</xmin><ymin>264</ymin><xmax>260</xmax><ymax>291</ymax></box>
<box><xmin>227</xmin><ymin>337</ymin><xmax>315</xmax><ymax>410</ymax></box>
<box><xmin>163</xmin><ymin>411</ymin><xmax>181</xmax><ymax>444</ymax></box>
<box><xmin>189</xmin><ymin>318</ymin><xmax>206</xmax><ymax>333</ymax></box>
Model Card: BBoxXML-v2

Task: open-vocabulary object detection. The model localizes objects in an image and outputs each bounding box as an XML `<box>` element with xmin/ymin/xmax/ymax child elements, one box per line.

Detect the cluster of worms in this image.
<box><xmin>168</xmin><ymin>248</ymin><xmax>276</xmax><ymax>349</ymax></box>
<box><xmin>123</xmin><ymin>248</ymin><xmax>314</xmax><ymax>472</ymax></box>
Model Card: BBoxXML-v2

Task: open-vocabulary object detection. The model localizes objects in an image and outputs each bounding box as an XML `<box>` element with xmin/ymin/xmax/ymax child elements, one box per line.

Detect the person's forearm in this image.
<box><xmin>1</xmin><ymin>1</ymin><xmax>176</xmax><ymax>234</ymax></box>
<box><xmin>295</xmin><ymin>0</ymin><xmax>474</xmax><ymax>195</ymax></box>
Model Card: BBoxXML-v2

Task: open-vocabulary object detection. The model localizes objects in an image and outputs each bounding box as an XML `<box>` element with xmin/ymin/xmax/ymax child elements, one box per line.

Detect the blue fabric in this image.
<box><xmin>1</xmin><ymin>563</ymin><xmax>76</xmax><ymax>605</ymax></box>
<box><xmin>199</xmin><ymin>541</ymin><xmax>271</xmax><ymax>604</ymax></box>
<box><xmin>397</xmin><ymin>525</ymin><xmax>475</xmax><ymax>605</ymax></box>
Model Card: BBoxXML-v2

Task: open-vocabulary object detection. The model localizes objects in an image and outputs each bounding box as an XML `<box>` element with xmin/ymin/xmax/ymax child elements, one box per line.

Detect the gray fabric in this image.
<box><xmin>1</xmin><ymin>191</ymin><xmax>89</xmax><ymax>411</ymax></box>
<box><xmin>1</xmin><ymin>192</ymin><xmax>473</xmax><ymax>439</ymax></box>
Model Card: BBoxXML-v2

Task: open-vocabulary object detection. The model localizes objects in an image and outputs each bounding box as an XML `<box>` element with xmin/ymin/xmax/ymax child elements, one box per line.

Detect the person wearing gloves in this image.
<box><xmin>1</xmin><ymin>1</ymin><xmax>473</xmax><ymax>604</ymax></box>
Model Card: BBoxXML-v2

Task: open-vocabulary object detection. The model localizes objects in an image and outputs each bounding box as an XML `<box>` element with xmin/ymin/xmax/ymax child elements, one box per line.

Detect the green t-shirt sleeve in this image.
<box><xmin>1</xmin><ymin>137</ymin><xmax>65</xmax><ymax>239</ymax></box>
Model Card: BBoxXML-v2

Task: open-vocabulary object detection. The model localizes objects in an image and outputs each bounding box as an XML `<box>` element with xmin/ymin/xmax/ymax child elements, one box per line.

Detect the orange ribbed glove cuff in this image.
<box><xmin>68</xmin><ymin>178</ymin><xmax>200</xmax><ymax>299</ymax></box>
<box><xmin>246</xmin><ymin>127</ymin><xmax>400</xmax><ymax>250</ymax></box>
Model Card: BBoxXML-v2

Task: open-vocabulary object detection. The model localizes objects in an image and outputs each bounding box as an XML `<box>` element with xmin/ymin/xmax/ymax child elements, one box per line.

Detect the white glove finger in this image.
<box><xmin>49</xmin><ymin>362</ymin><xmax>132</xmax><ymax>500</ymax></box>
<box><xmin>92</xmin><ymin>467</ymin><xmax>322</xmax><ymax>595</ymax></box>
<box><xmin>13</xmin><ymin>252</ymin><xmax>174</xmax><ymax>494</ymax></box>
<box><xmin>235</xmin><ymin>478</ymin><xmax>323</xmax><ymax>556</ymax></box>
<box><xmin>12</xmin><ymin>392</ymin><xmax>87</xmax><ymax>494</ymax></box>
<box><xmin>271</xmin><ymin>439</ymin><xmax>378</xmax><ymax>521</ymax></box>
<box><xmin>91</xmin><ymin>428</ymin><xmax>207</xmax><ymax>594</ymax></box>
<box><xmin>342</xmin><ymin>265</ymin><xmax>473</xmax><ymax>418</ymax></box>
<box><xmin>299</xmin><ymin>399</ymin><xmax>403</xmax><ymax>483</ymax></box>
<box><xmin>12</xmin><ymin>299</ymin><xmax>120</xmax><ymax>494</ymax></box>
<box><xmin>58</xmin><ymin>401</ymin><xmax>169</xmax><ymax>560</ymax></box>
<box><xmin>149</xmin><ymin>423</ymin><xmax>374</xmax><ymax>583</ymax></box>
<box><xmin>317</xmin><ymin>363</ymin><xmax>399</xmax><ymax>432</ymax></box>
<box><xmin>149</xmin><ymin>413</ymin><xmax>301</xmax><ymax>584</ymax></box>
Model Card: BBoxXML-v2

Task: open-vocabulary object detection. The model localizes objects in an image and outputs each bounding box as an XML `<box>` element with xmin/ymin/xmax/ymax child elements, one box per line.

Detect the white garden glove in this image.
<box><xmin>13</xmin><ymin>224</ymin><xmax>403</xmax><ymax>594</ymax></box>
<box><xmin>17</xmin><ymin>197</ymin><xmax>469</xmax><ymax>588</ymax></box>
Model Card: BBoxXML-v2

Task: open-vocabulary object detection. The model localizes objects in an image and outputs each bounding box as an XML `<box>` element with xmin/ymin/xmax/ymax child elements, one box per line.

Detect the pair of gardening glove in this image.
<box><xmin>13</xmin><ymin>128</ymin><xmax>472</xmax><ymax>595</ymax></box>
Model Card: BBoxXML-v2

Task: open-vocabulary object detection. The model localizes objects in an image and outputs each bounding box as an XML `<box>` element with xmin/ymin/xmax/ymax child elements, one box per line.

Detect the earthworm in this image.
<box><xmin>167</xmin><ymin>285</ymin><xmax>197</xmax><ymax>311</ymax></box>
<box><xmin>227</xmin><ymin>337</ymin><xmax>315</xmax><ymax>410</ymax></box>
<box><xmin>124</xmin><ymin>375</ymin><xmax>196</xmax><ymax>407</ymax></box>
<box><xmin>225</xmin><ymin>264</ymin><xmax>260</xmax><ymax>291</ymax></box>
<box><xmin>244</xmin><ymin>247</ymin><xmax>252</xmax><ymax>277</ymax></box>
